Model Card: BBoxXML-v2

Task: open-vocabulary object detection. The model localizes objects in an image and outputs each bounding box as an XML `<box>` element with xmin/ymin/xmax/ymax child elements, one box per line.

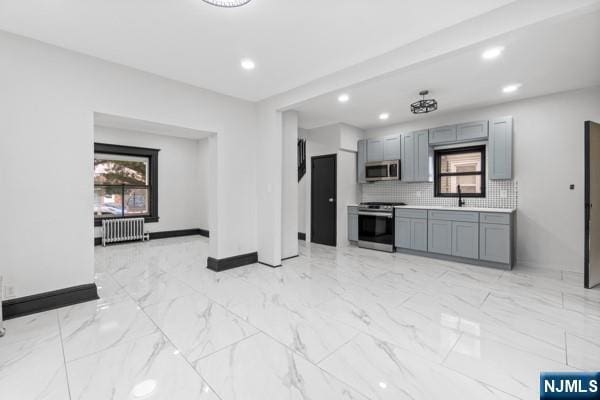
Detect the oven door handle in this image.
<box><xmin>358</xmin><ymin>212</ymin><xmax>393</xmax><ymax>218</ymax></box>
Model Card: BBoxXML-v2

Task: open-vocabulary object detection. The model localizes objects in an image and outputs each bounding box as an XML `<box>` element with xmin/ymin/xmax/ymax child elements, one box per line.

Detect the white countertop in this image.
<box><xmin>394</xmin><ymin>205</ymin><xmax>516</xmax><ymax>213</ymax></box>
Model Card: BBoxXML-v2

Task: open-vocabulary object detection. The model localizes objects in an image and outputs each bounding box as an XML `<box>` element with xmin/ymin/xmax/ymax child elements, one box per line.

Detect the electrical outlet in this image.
<box><xmin>500</xmin><ymin>190</ymin><xmax>507</xmax><ymax>199</ymax></box>
<box><xmin>416</xmin><ymin>191</ymin><xmax>422</xmax><ymax>198</ymax></box>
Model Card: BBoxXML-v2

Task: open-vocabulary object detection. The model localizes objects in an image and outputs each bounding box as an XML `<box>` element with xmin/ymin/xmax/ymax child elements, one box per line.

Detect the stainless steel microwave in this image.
<box><xmin>365</xmin><ymin>160</ymin><xmax>401</xmax><ymax>182</ymax></box>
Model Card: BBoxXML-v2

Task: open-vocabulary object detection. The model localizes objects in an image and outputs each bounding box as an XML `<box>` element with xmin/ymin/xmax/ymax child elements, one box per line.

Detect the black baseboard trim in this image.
<box><xmin>207</xmin><ymin>252</ymin><xmax>258</xmax><ymax>272</ymax></box>
<box><xmin>298</xmin><ymin>232</ymin><xmax>306</xmax><ymax>240</ymax></box>
<box><xmin>94</xmin><ymin>228</ymin><xmax>209</xmax><ymax>246</ymax></box>
<box><xmin>282</xmin><ymin>254</ymin><xmax>299</xmax><ymax>261</ymax></box>
<box><xmin>198</xmin><ymin>229</ymin><xmax>210</xmax><ymax>238</ymax></box>
<box><xmin>258</xmin><ymin>261</ymin><xmax>282</xmax><ymax>268</ymax></box>
<box><xmin>150</xmin><ymin>229</ymin><xmax>208</xmax><ymax>240</ymax></box>
<box><xmin>2</xmin><ymin>283</ymin><xmax>99</xmax><ymax>320</ymax></box>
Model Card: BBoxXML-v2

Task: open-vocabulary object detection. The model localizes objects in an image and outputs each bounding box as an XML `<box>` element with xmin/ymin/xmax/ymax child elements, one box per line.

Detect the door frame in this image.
<box><xmin>310</xmin><ymin>153</ymin><xmax>337</xmax><ymax>246</ymax></box>
<box><xmin>585</xmin><ymin>120</ymin><xmax>595</xmax><ymax>288</ymax></box>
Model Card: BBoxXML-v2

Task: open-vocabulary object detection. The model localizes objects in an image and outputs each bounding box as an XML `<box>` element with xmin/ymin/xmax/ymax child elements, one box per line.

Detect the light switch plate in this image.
<box><xmin>500</xmin><ymin>190</ymin><xmax>507</xmax><ymax>199</ymax></box>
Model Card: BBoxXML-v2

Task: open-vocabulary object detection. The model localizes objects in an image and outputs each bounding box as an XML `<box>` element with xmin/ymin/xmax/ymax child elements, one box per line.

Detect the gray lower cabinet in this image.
<box><xmin>357</xmin><ymin>139</ymin><xmax>367</xmax><ymax>183</ymax></box>
<box><xmin>428</xmin><ymin>219</ymin><xmax>452</xmax><ymax>255</ymax></box>
<box><xmin>367</xmin><ymin>138</ymin><xmax>384</xmax><ymax>162</ymax></box>
<box><xmin>395</xmin><ymin>217</ymin><xmax>427</xmax><ymax>251</ymax></box>
<box><xmin>348</xmin><ymin>206</ymin><xmax>358</xmax><ymax>241</ymax></box>
<box><xmin>395</xmin><ymin>217</ymin><xmax>411</xmax><ymax>249</ymax></box>
<box><xmin>394</xmin><ymin>208</ymin><xmax>514</xmax><ymax>268</ymax></box>
<box><xmin>410</xmin><ymin>219</ymin><xmax>428</xmax><ymax>252</ymax></box>
<box><xmin>452</xmin><ymin>221</ymin><xmax>479</xmax><ymax>259</ymax></box>
<box><xmin>489</xmin><ymin>117</ymin><xmax>513</xmax><ymax>180</ymax></box>
<box><xmin>383</xmin><ymin>135</ymin><xmax>401</xmax><ymax>161</ymax></box>
<box><xmin>480</xmin><ymin>222</ymin><xmax>511</xmax><ymax>264</ymax></box>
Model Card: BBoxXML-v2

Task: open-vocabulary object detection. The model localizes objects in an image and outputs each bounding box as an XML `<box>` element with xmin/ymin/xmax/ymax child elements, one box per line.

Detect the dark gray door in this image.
<box><xmin>585</xmin><ymin>121</ymin><xmax>600</xmax><ymax>288</ymax></box>
<box><xmin>311</xmin><ymin>154</ymin><xmax>336</xmax><ymax>246</ymax></box>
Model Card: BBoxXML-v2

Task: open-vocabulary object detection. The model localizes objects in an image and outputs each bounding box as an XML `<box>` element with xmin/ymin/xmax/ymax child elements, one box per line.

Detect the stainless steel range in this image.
<box><xmin>358</xmin><ymin>202</ymin><xmax>406</xmax><ymax>252</ymax></box>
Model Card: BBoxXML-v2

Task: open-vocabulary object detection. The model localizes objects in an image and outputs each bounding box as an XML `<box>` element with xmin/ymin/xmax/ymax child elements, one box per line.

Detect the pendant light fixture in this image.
<box><xmin>201</xmin><ymin>0</ymin><xmax>252</xmax><ymax>7</ymax></box>
<box><xmin>410</xmin><ymin>90</ymin><xmax>438</xmax><ymax>114</ymax></box>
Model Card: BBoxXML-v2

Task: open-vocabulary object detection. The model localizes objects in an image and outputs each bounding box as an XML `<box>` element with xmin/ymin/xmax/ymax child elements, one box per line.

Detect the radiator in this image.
<box><xmin>102</xmin><ymin>218</ymin><xmax>148</xmax><ymax>246</ymax></box>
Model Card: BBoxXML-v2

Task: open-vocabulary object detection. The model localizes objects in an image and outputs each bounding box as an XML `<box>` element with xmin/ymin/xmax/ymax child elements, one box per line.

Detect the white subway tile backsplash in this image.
<box><xmin>362</xmin><ymin>179</ymin><xmax>518</xmax><ymax>209</ymax></box>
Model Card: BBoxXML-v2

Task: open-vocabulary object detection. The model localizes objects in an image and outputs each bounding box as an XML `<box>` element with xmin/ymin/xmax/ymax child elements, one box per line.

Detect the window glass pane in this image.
<box><xmin>439</xmin><ymin>175</ymin><xmax>482</xmax><ymax>194</ymax></box>
<box><xmin>94</xmin><ymin>186</ymin><xmax>123</xmax><ymax>218</ymax></box>
<box><xmin>124</xmin><ymin>188</ymin><xmax>149</xmax><ymax>216</ymax></box>
<box><xmin>440</xmin><ymin>152</ymin><xmax>482</xmax><ymax>173</ymax></box>
<box><xmin>94</xmin><ymin>154</ymin><xmax>148</xmax><ymax>185</ymax></box>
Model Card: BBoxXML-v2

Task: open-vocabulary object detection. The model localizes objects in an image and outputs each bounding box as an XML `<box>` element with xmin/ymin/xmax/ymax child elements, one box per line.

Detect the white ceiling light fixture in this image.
<box><xmin>240</xmin><ymin>58</ymin><xmax>255</xmax><ymax>70</ymax></box>
<box><xmin>482</xmin><ymin>46</ymin><xmax>504</xmax><ymax>60</ymax></box>
<box><xmin>201</xmin><ymin>0</ymin><xmax>252</xmax><ymax>7</ymax></box>
<box><xmin>338</xmin><ymin>93</ymin><xmax>350</xmax><ymax>103</ymax></box>
<box><xmin>379</xmin><ymin>113</ymin><xmax>390</xmax><ymax>120</ymax></box>
<box><xmin>502</xmin><ymin>83</ymin><xmax>522</xmax><ymax>93</ymax></box>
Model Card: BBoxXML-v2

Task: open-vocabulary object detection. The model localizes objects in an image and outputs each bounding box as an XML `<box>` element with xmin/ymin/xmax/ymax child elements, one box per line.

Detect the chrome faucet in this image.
<box><xmin>457</xmin><ymin>185</ymin><xmax>465</xmax><ymax>207</ymax></box>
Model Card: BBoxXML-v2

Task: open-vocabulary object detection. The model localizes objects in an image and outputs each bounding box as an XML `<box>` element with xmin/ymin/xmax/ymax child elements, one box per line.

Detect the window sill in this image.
<box><xmin>94</xmin><ymin>216</ymin><xmax>159</xmax><ymax>227</ymax></box>
<box><xmin>434</xmin><ymin>195</ymin><xmax>485</xmax><ymax>198</ymax></box>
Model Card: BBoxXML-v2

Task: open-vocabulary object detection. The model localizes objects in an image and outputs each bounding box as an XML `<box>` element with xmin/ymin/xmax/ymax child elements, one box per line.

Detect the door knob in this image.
<box><xmin>328</xmin><ymin>198</ymin><xmax>334</xmax><ymax>203</ymax></box>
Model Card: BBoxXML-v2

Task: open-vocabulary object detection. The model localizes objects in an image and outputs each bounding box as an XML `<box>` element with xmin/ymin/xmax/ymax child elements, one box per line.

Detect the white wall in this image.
<box><xmin>0</xmin><ymin>31</ymin><xmax>257</xmax><ymax>298</ymax></box>
<box><xmin>281</xmin><ymin>111</ymin><xmax>298</xmax><ymax>259</ymax></box>
<box><xmin>366</xmin><ymin>86</ymin><xmax>600</xmax><ymax>271</ymax></box>
<box><xmin>298</xmin><ymin>124</ymin><xmax>363</xmax><ymax>246</ymax></box>
<box><xmin>93</xmin><ymin>126</ymin><xmax>209</xmax><ymax>237</ymax></box>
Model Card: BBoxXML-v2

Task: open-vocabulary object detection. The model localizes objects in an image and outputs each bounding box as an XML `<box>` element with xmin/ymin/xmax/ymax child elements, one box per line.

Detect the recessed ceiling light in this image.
<box><xmin>379</xmin><ymin>113</ymin><xmax>390</xmax><ymax>120</ymax></box>
<box><xmin>482</xmin><ymin>46</ymin><xmax>504</xmax><ymax>60</ymax></box>
<box><xmin>338</xmin><ymin>93</ymin><xmax>350</xmax><ymax>103</ymax></box>
<box><xmin>240</xmin><ymin>58</ymin><xmax>255</xmax><ymax>70</ymax></box>
<box><xmin>502</xmin><ymin>83</ymin><xmax>522</xmax><ymax>93</ymax></box>
<box><xmin>202</xmin><ymin>0</ymin><xmax>252</xmax><ymax>7</ymax></box>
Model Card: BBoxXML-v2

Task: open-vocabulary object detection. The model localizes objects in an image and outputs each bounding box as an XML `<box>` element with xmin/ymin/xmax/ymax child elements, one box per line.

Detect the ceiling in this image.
<box><xmin>293</xmin><ymin>9</ymin><xmax>600</xmax><ymax>130</ymax></box>
<box><xmin>0</xmin><ymin>0</ymin><xmax>516</xmax><ymax>101</ymax></box>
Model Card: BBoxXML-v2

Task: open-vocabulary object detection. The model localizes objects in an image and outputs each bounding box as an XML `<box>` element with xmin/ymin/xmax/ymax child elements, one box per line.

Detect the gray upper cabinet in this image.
<box><xmin>429</xmin><ymin>125</ymin><xmax>457</xmax><ymax>145</ymax></box>
<box><xmin>357</xmin><ymin>139</ymin><xmax>367</xmax><ymax>183</ymax></box>
<box><xmin>402</xmin><ymin>133</ymin><xmax>415</xmax><ymax>181</ymax></box>
<box><xmin>402</xmin><ymin>130</ymin><xmax>430</xmax><ymax>182</ymax></box>
<box><xmin>367</xmin><ymin>138</ymin><xmax>384</xmax><ymax>162</ymax></box>
<box><xmin>457</xmin><ymin>120</ymin><xmax>488</xmax><ymax>142</ymax></box>
<box><xmin>414</xmin><ymin>129</ymin><xmax>431</xmax><ymax>182</ymax></box>
<box><xmin>489</xmin><ymin>117</ymin><xmax>513</xmax><ymax>180</ymax></box>
<box><xmin>428</xmin><ymin>219</ymin><xmax>452</xmax><ymax>255</ymax></box>
<box><xmin>452</xmin><ymin>221</ymin><xmax>479</xmax><ymax>259</ymax></box>
<box><xmin>383</xmin><ymin>135</ymin><xmax>401</xmax><ymax>161</ymax></box>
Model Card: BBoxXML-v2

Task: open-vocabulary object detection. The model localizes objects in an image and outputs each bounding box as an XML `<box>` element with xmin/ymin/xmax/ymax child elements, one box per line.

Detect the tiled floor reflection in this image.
<box><xmin>1</xmin><ymin>236</ymin><xmax>598</xmax><ymax>399</ymax></box>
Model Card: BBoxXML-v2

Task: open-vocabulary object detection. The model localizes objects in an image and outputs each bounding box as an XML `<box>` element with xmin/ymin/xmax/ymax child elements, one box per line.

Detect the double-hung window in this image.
<box><xmin>94</xmin><ymin>143</ymin><xmax>159</xmax><ymax>226</ymax></box>
<box><xmin>434</xmin><ymin>145</ymin><xmax>485</xmax><ymax>197</ymax></box>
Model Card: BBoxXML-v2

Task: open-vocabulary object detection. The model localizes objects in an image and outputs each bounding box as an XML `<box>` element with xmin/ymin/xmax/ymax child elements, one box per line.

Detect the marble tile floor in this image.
<box><xmin>1</xmin><ymin>236</ymin><xmax>599</xmax><ymax>399</ymax></box>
